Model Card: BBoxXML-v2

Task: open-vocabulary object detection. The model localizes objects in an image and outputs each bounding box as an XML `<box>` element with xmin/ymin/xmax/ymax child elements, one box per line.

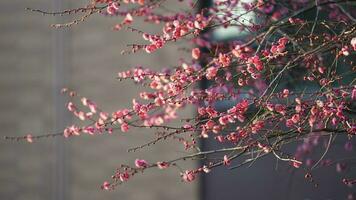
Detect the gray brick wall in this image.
<box><xmin>0</xmin><ymin>0</ymin><xmax>197</xmax><ymax>199</ymax></box>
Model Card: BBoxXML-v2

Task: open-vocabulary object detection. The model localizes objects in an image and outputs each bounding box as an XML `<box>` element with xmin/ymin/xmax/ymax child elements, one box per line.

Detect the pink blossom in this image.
<box><xmin>63</xmin><ymin>126</ymin><xmax>80</xmax><ymax>138</ymax></box>
<box><xmin>218</xmin><ymin>53</ymin><xmax>231</xmax><ymax>67</ymax></box>
<box><xmin>121</xmin><ymin>122</ymin><xmax>129</xmax><ymax>132</ymax></box>
<box><xmin>206</xmin><ymin>66</ymin><xmax>218</xmax><ymax>80</ymax></box>
<box><xmin>101</xmin><ymin>181</ymin><xmax>111</xmax><ymax>190</ymax></box>
<box><xmin>318</xmin><ymin>66</ymin><xmax>325</xmax><ymax>74</ymax></box>
<box><xmin>205</xmin><ymin>120</ymin><xmax>215</xmax><ymax>129</ymax></box>
<box><xmin>295</xmin><ymin>104</ymin><xmax>302</xmax><ymax>113</ymax></box>
<box><xmin>67</xmin><ymin>102</ymin><xmax>76</xmax><ymax>112</ymax></box>
<box><xmin>123</xmin><ymin>13</ymin><xmax>133</xmax><ymax>24</ymax></box>
<box><xmin>248</xmin><ymin>55</ymin><xmax>264</xmax><ymax>71</ymax></box>
<box><xmin>113</xmin><ymin>24</ymin><xmax>122</xmax><ymax>31</ymax></box>
<box><xmin>106</xmin><ymin>3</ymin><xmax>119</xmax><ymax>15</ymax></box>
<box><xmin>223</xmin><ymin>155</ymin><xmax>231</xmax><ymax>166</ymax></box>
<box><xmin>82</xmin><ymin>126</ymin><xmax>95</xmax><ymax>135</ymax></box>
<box><xmin>75</xmin><ymin>111</ymin><xmax>86</xmax><ymax>121</ymax></box>
<box><xmin>286</xmin><ymin>119</ymin><xmax>294</xmax><ymax>127</ymax></box>
<box><xmin>88</xmin><ymin>102</ymin><xmax>97</xmax><ymax>113</ymax></box>
<box><xmin>316</xmin><ymin>100</ymin><xmax>324</xmax><ymax>108</ymax></box>
<box><xmin>352</xmin><ymin>88</ymin><xmax>356</xmax><ymax>100</ymax></box>
<box><xmin>257</xmin><ymin>143</ymin><xmax>271</xmax><ymax>153</ymax></box>
<box><xmin>282</xmin><ymin>89</ymin><xmax>289</xmax><ymax>98</ymax></box>
<box><xmin>291</xmin><ymin>114</ymin><xmax>300</xmax><ymax>123</ymax></box>
<box><xmin>288</xmin><ymin>18</ymin><xmax>303</xmax><ymax>24</ymax></box>
<box><xmin>278</xmin><ymin>37</ymin><xmax>289</xmax><ymax>46</ymax></box>
<box><xmin>291</xmin><ymin>160</ymin><xmax>302</xmax><ymax>168</ymax></box>
<box><xmin>182</xmin><ymin>170</ymin><xmax>195</xmax><ymax>182</ymax></box>
<box><xmin>145</xmin><ymin>44</ymin><xmax>157</xmax><ymax>53</ymax></box>
<box><xmin>99</xmin><ymin>112</ymin><xmax>109</xmax><ymax>121</ymax></box>
<box><xmin>251</xmin><ymin>121</ymin><xmax>264</xmax><ymax>133</ymax></box>
<box><xmin>119</xmin><ymin>172</ymin><xmax>130</xmax><ymax>182</ymax></box>
<box><xmin>19</xmin><ymin>0</ymin><xmax>356</xmax><ymax>193</ymax></box>
<box><xmin>295</xmin><ymin>98</ymin><xmax>302</xmax><ymax>104</ymax></box>
<box><xmin>202</xmin><ymin>165</ymin><xmax>211</xmax><ymax>173</ymax></box>
<box><xmin>341</xmin><ymin>46</ymin><xmax>350</xmax><ymax>56</ymax></box>
<box><xmin>237</xmin><ymin>78</ymin><xmax>244</xmax><ymax>86</ymax></box>
<box><xmin>81</xmin><ymin>97</ymin><xmax>89</xmax><ymax>106</ymax></box>
<box><xmin>309</xmin><ymin>115</ymin><xmax>316</xmax><ymax>127</ymax></box>
<box><xmin>266</xmin><ymin>103</ymin><xmax>274</xmax><ymax>111</ymax></box>
<box><xmin>192</xmin><ymin>48</ymin><xmax>200</xmax><ymax>60</ymax></box>
<box><xmin>218</xmin><ymin>116</ymin><xmax>229</xmax><ymax>125</ymax></box>
<box><xmin>351</xmin><ymin>37</ymin><xmax>356</xmax><ymax>51</ymax></box>
<box><xmin>216</xmin><ymin>135</ymin><xmax>224</xmax><ymax>143</ymax></box>
<box><xmin>275</xmin><ymin>104</ymin><xmax>286</xmax><ymax>115</ymax></box>
<box><xmin>135</xmin><ymin>159</ymin><xmax>148</xmax><ymax>168</ymax></box>
<box><xmin>26</xmin><ymin>134</ymin><xmax>33</xmax><ymax>143</ymax></box>
<box><xmin>157</xmin><ymin>161</ymin><xmax>170</xmax><ymax>169</ymax></box>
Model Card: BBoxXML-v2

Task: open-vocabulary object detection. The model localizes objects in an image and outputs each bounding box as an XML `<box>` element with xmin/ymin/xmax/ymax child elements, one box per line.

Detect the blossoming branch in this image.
<box><xmin>5</xmin><ymin>0</ymin><xmax>356</xmax><ymax>195</ymax></box>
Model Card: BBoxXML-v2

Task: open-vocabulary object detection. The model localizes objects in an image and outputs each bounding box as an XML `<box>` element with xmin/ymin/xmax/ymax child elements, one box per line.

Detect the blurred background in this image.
<box><xmin>0</xmin><ymin>0</ymin><xmax>197</xmax><ymax>200</ymax></box>
<box><xmin>1</xmin><ymin>0</ymin><xmax>355</xmax><ymax>200</ymax></box>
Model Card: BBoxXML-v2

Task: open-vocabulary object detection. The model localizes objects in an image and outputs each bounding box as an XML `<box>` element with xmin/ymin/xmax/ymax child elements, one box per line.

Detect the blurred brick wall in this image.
<box><xmin>0</xmin><ymin>0</ymin><xmax>197</xmax><ymax>200</ymax></box>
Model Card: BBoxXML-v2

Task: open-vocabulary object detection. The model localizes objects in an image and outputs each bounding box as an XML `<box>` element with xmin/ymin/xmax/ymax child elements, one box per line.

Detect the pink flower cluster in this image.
<box><xmin>17</xmin><ymin>0</ymin><xmax>356</xmax><ymax>197</ymax></box>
